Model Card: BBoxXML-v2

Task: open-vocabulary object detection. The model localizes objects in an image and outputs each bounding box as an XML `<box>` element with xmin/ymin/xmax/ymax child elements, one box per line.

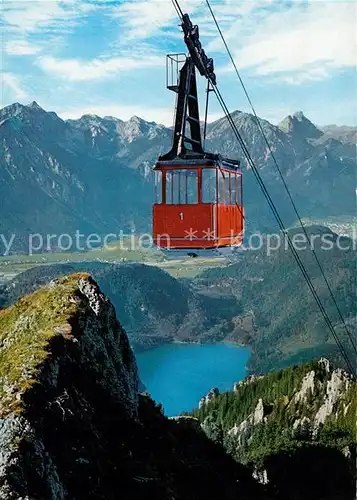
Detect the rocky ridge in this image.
<box><xmin>198</xmin><ymin>358</ymin><xmax>355</xmax><ymax>448</ymax></box>
<box><xmin>192</xmin><ymin>359</ymin><xmax>356</xmax><ymax>499</ymax></box>
<box><xmin>0</xmin><ymin>273</ymin><xmax>270</xmax><ymax>500</ymax></box>
<box><xmin>0</xmin><ymin>273</ymin><xmax>139</xmax><ymax>498</ymax></box>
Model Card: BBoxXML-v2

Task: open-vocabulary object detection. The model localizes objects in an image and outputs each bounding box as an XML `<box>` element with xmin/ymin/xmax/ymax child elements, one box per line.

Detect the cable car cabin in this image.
<box><xmin>152</xmin><ymin>15</ymin><xmax>244</xmax><ymax>257</ymax></box>
<box><xmin>153</xmin><ymin>157</ymin><xmax>244</xmax><ymax>255</ymax></box>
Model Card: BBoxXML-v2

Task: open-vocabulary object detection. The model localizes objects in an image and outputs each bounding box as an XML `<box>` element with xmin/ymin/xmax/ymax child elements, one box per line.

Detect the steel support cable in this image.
<box><xmin>203</xmin><ymin>80</ymin><xmax>210</xmax><ymax>148</ymax></box>
<box><xmin>171</xmin><ymin>0</ymin><xmax>184</xmax><ymax>20</ymax></box>
<box><xmin>172</xmin><ymin>0</ymin><xmax>356</xmax><ymax>374</ymax></box>
<box><xmin>211</xmin><ymin>85</ymin><xmax>356</xmax><ymax>376</ymax></box>
<box><xmin>211</xmin><ymin>54</ymin><xmax>355</xmax><ymax>376</ymax></box>
<box><xmin>205</xmin><ymin>0</ymin><xmax>357</xmax><ymax>355</ymax></box>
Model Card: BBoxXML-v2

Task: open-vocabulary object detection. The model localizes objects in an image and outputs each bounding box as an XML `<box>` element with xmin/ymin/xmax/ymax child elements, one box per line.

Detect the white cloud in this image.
<box><xmin>5</xmin><ymin>40</ymin><xmax>42</xmax><ymax>55</ymax></box>
<box><xmin>38</xmin><ymin>54</ymin><xmax>163</xmax><ymax>81</ymax></box>
<box><xmin>1</xmin><ymin>0</ymin><xmax>355</xmax><ymax>127</ymax></box>
<box><xmin>1</xmin><ymin>0</ymin><xmax>94</xmax><ymax>33</ymax></box>
<box><xmin>112</xmin><ymin>0</ymin><xmax>201</xmax><ymax>41</ymax></box>
<box><xmin>1</xmin><ymin>0</ymin><xmax>97</xmax><ymax>79</ymax></box>
<box><xmin>215</xmin><ymin>1</ymin><xmax>357</xmax><ymax>82</ymax></box>
<box><xmin>112</xmin><ymin>0</ymin><xmax>175</xmax><ymax>40</ymax></box>
<box><xmin>2</xmin><ymin>73</ymin><xmax>28</xmax><ymax>99</ymax></box>
<box><xmin>274</xmin><ymin>67</ymin><xmax>330</xmax><ymax>85</ymax></box>
<box><xmin>206</xmin><ymin>0</ymin><xmax>275</xmax><ymax>51</ymax></box>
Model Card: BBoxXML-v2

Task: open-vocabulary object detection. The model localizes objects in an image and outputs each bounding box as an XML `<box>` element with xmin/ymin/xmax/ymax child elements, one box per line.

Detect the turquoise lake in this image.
<box><xmin>136</xmin><ymin>343</ymin><xmax>250</xmax><ymax>416</ymax></box>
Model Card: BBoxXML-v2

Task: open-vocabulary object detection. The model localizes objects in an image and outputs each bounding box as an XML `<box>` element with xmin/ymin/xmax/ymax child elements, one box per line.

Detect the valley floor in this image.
<box><xmin>0</xmin><ymin>248</ymin><xmax>227</xmax><ymax>283</ymax></box>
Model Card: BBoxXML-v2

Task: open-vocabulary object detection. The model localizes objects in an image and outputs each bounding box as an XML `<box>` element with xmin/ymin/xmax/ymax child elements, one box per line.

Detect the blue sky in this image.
<box><xmin>1</xmin><ymin>0</ymin><xmax>356</xmax><ymax>126</ymax></box>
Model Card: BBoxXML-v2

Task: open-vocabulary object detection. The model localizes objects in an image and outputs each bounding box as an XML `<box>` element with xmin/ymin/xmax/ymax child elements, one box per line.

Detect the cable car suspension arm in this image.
<box><xmin>170</xmin><ymin>0</ymin><xmax>356</xmax><ymax>375</ymax></box>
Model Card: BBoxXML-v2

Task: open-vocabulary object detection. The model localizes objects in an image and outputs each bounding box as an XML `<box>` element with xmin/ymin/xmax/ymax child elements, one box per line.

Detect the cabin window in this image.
<box><xmin>218</xmin><ymin>170</ymin><xmax>233</xmax><ymax>204</ymax></box>
<box><xmin>217</xmin><ymin>170</ymin><xmax>225</xmax><ymax>203</ymax></box>
<box><xmin>186</xmin><ymin>170</ymin><xmax>198</xmax><ymax>204</ymax></box>
<box><xmin>172</xmin><ymin>171</ymin><xmax>180</xmax><ymax>204</ymax></box>
<box><xmin>224</xmin><ymin>175</ymin><xmax>231</xmax><ymax>204</ymax></box>
<box><xmin>166</xmin><ymin>171</ymin><xmax>173</xmax><ymax>204</ymax></box>
<box><xmin>202</xmin><ymin>168</ymin><xmax>217</xmax><ymax>203</ymax></box>
<box><xmin>229</xmin><ymin>173</ymin><xmax>236</xmax><ymax>204</ymax></box>
<box><xmin>165</xmin><ymin>169</ymin><xmax>197</xmax><ymax>204</ymax></box>
<box><xmin>155</xmin><ymin>171</ymin><xmax>163</xmax><ymax>204</ymax></box>
<box><xmin>236</xmin><ymin>173</ymin><xmax>242</xmax><ymax>205</ymax></box>
<box><xmin>228</xmin><ymin>173</ymin><xmax>233</xmax><ymax>204</ymax></box>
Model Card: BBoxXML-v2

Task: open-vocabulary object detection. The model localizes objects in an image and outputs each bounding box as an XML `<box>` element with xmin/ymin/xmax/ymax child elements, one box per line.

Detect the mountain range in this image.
<box><xmin>0</xmin><ymin>101</ymin><xmax>355</xmax><ymax>251</ymax></box>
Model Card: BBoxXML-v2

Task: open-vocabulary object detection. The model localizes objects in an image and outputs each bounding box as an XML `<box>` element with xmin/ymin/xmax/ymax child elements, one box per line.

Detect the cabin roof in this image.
<box><xmin>155</xmin><ymin>154</ymin><xmax>240</xmax><ymax>172</ymax></box>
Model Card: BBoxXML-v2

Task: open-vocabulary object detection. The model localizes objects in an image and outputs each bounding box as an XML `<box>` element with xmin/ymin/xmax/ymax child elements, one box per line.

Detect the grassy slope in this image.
<box><xmin>0</xmin><ymin>273</ymin><xmax>88</xmax><ymax>415</ymax></box>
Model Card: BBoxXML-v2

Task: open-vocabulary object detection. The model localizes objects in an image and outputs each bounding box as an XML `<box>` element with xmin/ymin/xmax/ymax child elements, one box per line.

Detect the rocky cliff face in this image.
<box><xmin>225</xmin><ymin>358</ymin><xmax>355</xmax><ymax>446</ymax></box>
<box><xmin>0</xmin><ymin>273</ymin><xmax>139</xmax><ymax>498</ymax></box>
<box><xmin>0</xmin><ymin>273</ymin><xmax>270</xmax><ymax>500</ymax></box>
<box><xmin>0</xmin><ymin>102</ymin><xmax>355</xmax><ymax>248</ymax></box>
<box><xmin>192</xmin><ymin>359</ymin><xmax>356</xmax><ymax>500</ymax></box>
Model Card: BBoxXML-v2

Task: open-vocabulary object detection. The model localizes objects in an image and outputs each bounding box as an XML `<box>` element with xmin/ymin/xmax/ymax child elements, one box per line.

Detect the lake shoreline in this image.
<box><xmin>136</xmin><ymin>343</ymin><xmax>251</xmax><ymax>416</ymax></box>
<box><xmin>132</xmin><ymin>337</ymin><xmax>251</xmax><ymax>353</ymax></box>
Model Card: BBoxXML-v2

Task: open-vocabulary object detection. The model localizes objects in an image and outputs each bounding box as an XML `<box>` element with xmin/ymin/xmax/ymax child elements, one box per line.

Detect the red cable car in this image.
<box><xmin>152</xmin><ymin>14</ymin><xmax>244</xmax><ymax>257</ymax></box>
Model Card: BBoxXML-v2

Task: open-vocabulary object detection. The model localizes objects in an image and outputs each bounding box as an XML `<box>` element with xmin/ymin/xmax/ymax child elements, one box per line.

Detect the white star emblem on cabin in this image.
<box><xmin>202</xmin><ymin>229</ymin><xmax>216</xmax><ymax>240</ymax></box>
<box><xmin>184</xmin><ymin>228</ymin><xmax>198</xmax><ymax>240</ymax></box>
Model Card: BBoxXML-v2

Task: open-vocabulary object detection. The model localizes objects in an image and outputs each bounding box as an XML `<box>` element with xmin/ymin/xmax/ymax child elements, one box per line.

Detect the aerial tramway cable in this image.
<box><xmin>171</xmin><ymin>0</ymin><xmax>184</xmax><ymax>19</ymax></box>
<box><xmin>205</xmin><ymin>0</ymin><xmax>357</xmax><ymax>357</ymax></box>
<box><xmin>210</xmin><ymin>86</ymin><xmax>356</xmax><ymax>376</ymax></box>
<box><xmin>169</xmin><ymin>0</ymin><xmax>356</xmax><ymax>375</ymax></box>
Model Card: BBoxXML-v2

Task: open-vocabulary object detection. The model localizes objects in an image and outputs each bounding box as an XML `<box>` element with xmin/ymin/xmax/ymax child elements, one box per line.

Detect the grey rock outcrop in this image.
<box><xmin>294</xmin><ymin>370</ymin><xmax>315</xmax><ymax>403</ymax></box>
<box><xmin>228</xmin><ymin>398</ymin><xmax>266</xmax><ymax>447</ymax></box>
<box><xmin>314</xmin><ymin>368</ymin><xmax>352</xmax><ymax>428</ymax></box>
<box><xmin>199</xmin><ymin>387</ymin><xmax>220</xmax><ymax>409</ymax></box>
<box><xmin>0</xmin><ymin>273</ymin><xmax>139</xmax><ymax>499</ymax></box>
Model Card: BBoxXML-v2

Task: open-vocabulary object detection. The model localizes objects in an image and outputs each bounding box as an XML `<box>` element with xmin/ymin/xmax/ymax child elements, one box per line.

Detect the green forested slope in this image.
<box><xmin>193</xmin><ymin>226</ymin><xmax>356</xmax><ymax>373</ymax></box>
<box><xmin>190</xmin><ymin>359</ymin><xmax>356</xmax><ymax>499</ymax></box>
